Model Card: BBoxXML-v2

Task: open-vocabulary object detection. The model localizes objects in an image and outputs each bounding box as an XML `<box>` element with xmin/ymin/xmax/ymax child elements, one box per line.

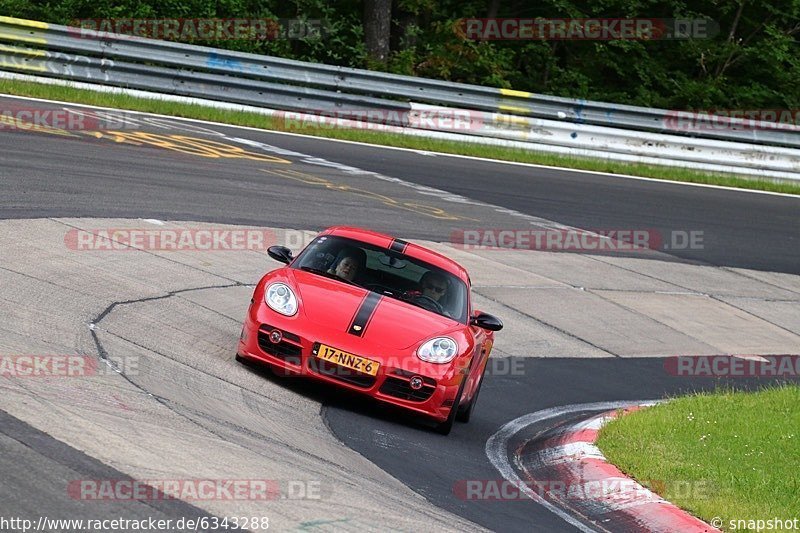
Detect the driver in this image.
<box><xmin>419</xmin><ymin>270</ymin><xmax>449</xmax><ymax>303</ymax></box>
<box><xmin>328</xmin><ymin>247</ymin><xmax>366</xmax><ymax>282</ymax></box>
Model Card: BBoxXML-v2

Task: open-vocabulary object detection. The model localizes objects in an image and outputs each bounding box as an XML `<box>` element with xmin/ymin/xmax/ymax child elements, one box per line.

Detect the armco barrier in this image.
<box><xmin>0</xmin><ymin>16</ymin><xmax>798</xmax><ymax>180</ymax></box>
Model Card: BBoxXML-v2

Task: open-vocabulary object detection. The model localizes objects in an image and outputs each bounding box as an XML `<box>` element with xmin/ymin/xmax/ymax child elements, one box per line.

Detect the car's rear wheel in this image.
<box><xmin>456</xmin><ymin>374</ymin><xmax>483</xmax><ymax>423</ymax></box>
<box><xmin>434</xmin><ymin>375</ymin><xmax>466</xmax><ymax>435</ymax></box>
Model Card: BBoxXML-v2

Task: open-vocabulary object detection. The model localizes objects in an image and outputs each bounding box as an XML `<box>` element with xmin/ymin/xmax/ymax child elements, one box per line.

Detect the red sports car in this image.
<box><xmin>236</xmin><ymin>226</ymin><xmax>502</xmax><ymax>434</ymax></box>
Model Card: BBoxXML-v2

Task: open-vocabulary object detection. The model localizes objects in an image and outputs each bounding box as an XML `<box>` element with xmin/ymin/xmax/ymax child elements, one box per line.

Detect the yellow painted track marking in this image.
<box><xmin>263</xmin><ymin>168</ymin><xmax>477</xmax><ymax>221</ymax></box>
<box><xmin>0</xmin><ymin>114</ymin><xmax>78</xmax><ymax>136</ymax></box>
<box><xmin>88</xmin><ymin>131</ymin><xmax>291</xmax><ymax>163</ymax></box>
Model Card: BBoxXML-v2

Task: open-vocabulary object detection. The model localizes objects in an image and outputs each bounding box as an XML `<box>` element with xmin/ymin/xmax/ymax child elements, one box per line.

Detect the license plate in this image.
<box><xmin>314</xmin><ymin>343</ymin><xmax>380</xmax><ymax>376</ymax></box>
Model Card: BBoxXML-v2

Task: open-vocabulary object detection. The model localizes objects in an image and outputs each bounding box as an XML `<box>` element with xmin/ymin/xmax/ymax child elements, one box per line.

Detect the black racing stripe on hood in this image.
<box><xmin>348</xmin><ymin>292</ymin><xmax>382</xmax><ymax>337</ymax></box>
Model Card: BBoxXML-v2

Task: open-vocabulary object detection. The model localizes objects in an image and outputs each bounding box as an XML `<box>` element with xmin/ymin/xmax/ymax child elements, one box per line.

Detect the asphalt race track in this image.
<box><xmin>1</xmin><ymin>95</ymin><xmax>799</xmax><ymax>532</ymax></box>
<box><xmin>2</xmin><ymin>98</ymin><xmax>798</xmax><ymax>274</ymax></box>
<box><xmin>325</xmin><ymin>360</ymin><xmax>779</xmax><ymax>532</ymax></box>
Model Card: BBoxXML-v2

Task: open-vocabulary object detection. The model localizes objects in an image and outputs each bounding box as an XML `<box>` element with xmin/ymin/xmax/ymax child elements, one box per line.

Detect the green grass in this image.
<box><xmin>2</xmin><ymin>77</ymin><xmax>799</xmax><ymax>195</ymax></box>
<box><xmin>597</xmin><ymin>385</ymin><xmax>800</xmax><ymax>531</ymax></box>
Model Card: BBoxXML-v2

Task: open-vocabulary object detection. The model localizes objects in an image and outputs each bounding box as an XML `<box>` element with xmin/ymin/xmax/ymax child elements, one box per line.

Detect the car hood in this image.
<box><xmin>291</xmin><ymin>269</ymin><xmax>458</xmax><ymax>350</ymax></box>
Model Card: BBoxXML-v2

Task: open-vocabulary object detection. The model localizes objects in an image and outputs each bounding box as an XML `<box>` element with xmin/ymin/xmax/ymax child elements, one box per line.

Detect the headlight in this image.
<box><xmin>417</xmin><ymin>337</ymin><xmax>459</xmax><ymax>364</ymax></box>
<box><xmin>265</xmin><ymin>283</ymin><xmax>298</xmax><ymax>316</ymax></box>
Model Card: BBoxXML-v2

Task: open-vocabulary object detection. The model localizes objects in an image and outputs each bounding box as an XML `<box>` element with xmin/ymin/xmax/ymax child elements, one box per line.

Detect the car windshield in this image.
<box><xmin>292</xmin><ymin>235</ymin><xmax>468</xmax><ymax>323</ymax></box>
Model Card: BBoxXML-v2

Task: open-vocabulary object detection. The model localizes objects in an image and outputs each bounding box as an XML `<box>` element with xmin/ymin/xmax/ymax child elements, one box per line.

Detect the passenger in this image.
<box><xmin>328</xmin><ymin>247</ymin><xmax>366</xmax><ymax>282</ymax></box>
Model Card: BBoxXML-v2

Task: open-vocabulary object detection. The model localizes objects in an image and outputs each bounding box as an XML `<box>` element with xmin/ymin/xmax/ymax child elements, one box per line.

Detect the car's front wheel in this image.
<box><xmin>456</xmin><ymin>374</ymin><xmax>483</xmax><ymax>423</ymax></box>
<box><xmin>434</xmin><ymin>376</ymin><xmax>466</xmax><ymax>435</ymax></box>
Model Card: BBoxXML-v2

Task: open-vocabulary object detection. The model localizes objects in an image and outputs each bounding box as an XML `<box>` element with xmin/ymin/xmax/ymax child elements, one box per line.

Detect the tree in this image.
<box><xmin>364</xmin><ymin>0</ymin><xmax>392</xmax><ymax>64</ymax></box>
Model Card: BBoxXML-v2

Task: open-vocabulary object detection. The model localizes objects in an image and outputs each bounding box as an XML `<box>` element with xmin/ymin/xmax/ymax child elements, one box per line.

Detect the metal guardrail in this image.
<box><xmin>0</xmin><ymin>16</ymin><xmax>798</xmax><ymax>180</ymax></box>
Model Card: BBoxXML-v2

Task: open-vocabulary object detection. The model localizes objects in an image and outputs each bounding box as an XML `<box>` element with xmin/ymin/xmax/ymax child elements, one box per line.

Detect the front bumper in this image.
<box><xmin>237</xmin><ymin>304</ymin><xmax>464</xmax><ymax>422</ymax></box>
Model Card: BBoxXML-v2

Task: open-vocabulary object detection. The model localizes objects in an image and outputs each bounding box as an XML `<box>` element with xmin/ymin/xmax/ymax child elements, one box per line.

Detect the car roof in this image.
<box><xmin>320</xmin><ymin>226</ymin><xmax>470</xmax><ymax>284</ymax></box>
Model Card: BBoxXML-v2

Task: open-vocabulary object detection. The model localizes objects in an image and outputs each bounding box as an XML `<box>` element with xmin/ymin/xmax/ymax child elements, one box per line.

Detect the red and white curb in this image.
<box><xmin>486</xmin><ymin>401</ymin><xmax>721</xmax><ymax>533</ymax></box>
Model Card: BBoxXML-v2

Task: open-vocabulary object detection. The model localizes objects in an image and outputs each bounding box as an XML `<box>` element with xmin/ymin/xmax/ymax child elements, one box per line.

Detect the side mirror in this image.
<box><xmin>268</xmin><ymin>245</ymin><xmax>293</xmax><ymax>264</ymax></box>
<box><xmin>470</xmin><ymin>311</ymin><xmax>503</xmax><ymax>331</ymax></box>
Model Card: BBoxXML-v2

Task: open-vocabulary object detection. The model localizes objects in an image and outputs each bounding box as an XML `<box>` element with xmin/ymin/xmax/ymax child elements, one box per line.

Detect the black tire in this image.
<box><xmin>456</xmin><ymin>375</ymin><xmax>483</xmax><ymax>423</ymax></box>
<box><xmin>434</xmin><ymin>375</ymin><xmax>466</xmax><ymax>435</ymax></box>
<box><xmin>235</xmin><ymin>352</ymin><xmax>246</xmax><ymax>364</ymax></box>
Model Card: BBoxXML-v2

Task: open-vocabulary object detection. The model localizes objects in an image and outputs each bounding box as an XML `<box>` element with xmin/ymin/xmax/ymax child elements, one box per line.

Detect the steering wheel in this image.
<box><xmin>411</xmin><ymin>294</ymin><xmax>444</xmax><ymax>314</ymax></box>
